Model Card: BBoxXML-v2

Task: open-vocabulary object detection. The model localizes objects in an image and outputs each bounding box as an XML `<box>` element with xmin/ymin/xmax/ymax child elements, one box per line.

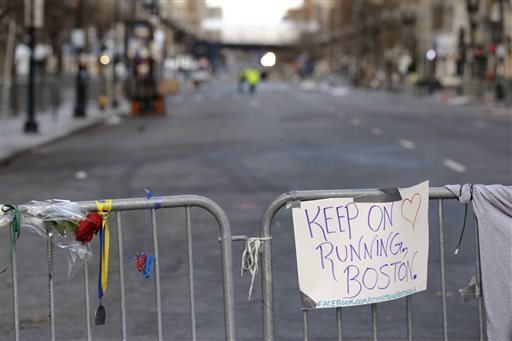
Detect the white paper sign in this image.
<box><xmin>292</xmin><ymin>181</ymin><xmax>429</xmax><ymax>308</ymax></box>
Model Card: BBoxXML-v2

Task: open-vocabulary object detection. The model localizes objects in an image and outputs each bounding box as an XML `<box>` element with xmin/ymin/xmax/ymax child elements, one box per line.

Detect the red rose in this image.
<box><xmin>87</xmin><ymin>213</ymin><xmax>103</xmax><ymax>233</ymax></box>
<box><xmin>75</xmin><ymin>213</ymin><xmax>103</xmax><ymax>243</ymax></box>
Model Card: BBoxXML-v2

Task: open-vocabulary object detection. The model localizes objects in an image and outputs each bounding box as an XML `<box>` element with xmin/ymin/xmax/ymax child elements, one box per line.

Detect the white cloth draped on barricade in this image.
<box><xmin>446</xmin><ymin>184</ymin><xmax>512</xmax><ymax>341</ymax></box>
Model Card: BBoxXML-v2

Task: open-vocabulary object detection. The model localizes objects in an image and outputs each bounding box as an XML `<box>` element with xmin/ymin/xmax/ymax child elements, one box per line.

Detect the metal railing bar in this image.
<box><xmin>261</xmin><ymin>211</ymin><xmax>274</xmax><ymax>341</ymax></box>
<box><xmin>371</xmin><ymin>303</ymin><xmax>378</xmax><ymax>341</ymax></box>
<box><xmin>48</xmin><ymin>234</ymin><xmax>55</xmax><ymax>341</ymax></box>
<box><xmin>264</xmin><ymin>188</ymin><xmax>457</xmax><ymax>212</ymax></box>
<box><xmin>12</xmin><ymin>242</ymin><xmax>19</xmax><ymax>341</ymax></box>
<box><xmin>207</xmin><ymin>201</ymin><xmax>236</xmax><ymax>341</ymax></box>
<box><xmin>438</xmin><ymin>200</ymin><xmax>448</xmax><ymax>341</ymax></box>
<box><xmin>84</xmin><ymin>260</ymin><xmax>91</xmax><ymax>341</ymax></box>
<box><xmin>219</xmin><ymin>235</ymin><xmax>248</xmax><ymax>242</ymax></box>
<box><xmin>116</xmin><ymin>211</ymin><xmax>127</xmax><ymax>341</ymax></box>
<box><xmin>76</xmin><ymin>190</ymin><xmax>455</xmax><ymax>214</ymax></box>
<box><xmin>151</xmin><ymin>209</ymin><xmax>163</xmax><ymax>341</ymax></box>
<box><xmin>406</xmin><ymin>296</ymin><xmax>412</xmax><ymax>341</ymax></box>
<box><xmin>76</xmin><ymin>195</ymin><xmax>235</xmax><ymax>212</ymax></box>
<box><xmin>261</xmin><ymin>188</ymin><xmax>457</xmax><ymax>340</ymax></box>
<box><xmin>302</xmin><ymin>310</ymin><xmax>309</xmax><ymax>341</ymax></box>
<box><xmin>474</xmin><ymin>216</ymin><xmax>484</xmax><ymax>341</ymax></box>
<box><xmin>186</xmin><ymin>206</ymin><xmax>197</xmax><ymax>341</ymax></box>
<box><xmin>336</xmin><ymin>307</ymin><xmax>342</xmax><ymax>341</ymax></box>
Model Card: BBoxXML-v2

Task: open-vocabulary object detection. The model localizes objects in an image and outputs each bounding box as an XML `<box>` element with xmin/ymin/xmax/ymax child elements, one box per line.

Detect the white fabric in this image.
<box><xmin>446</xmin><ymin>184</ymin><xmax>512</xmax><ymax>341</ymax></box>
<box><xmin>241</xmin><ymin>237</ymin><xmax>271</xmax><ymax>300</ymax></box>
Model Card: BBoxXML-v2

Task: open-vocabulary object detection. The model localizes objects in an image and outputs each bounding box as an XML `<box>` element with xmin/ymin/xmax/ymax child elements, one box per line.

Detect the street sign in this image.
<box><xmin>291</xmin><ymin>181</ymin><xmax>429</xmax><ymax>308</ymax></box>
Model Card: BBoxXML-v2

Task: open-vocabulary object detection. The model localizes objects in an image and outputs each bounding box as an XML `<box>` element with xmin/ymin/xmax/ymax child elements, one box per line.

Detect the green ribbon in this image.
<box><xmin>1</xmin><ymin>205</ymin><xmax>21</xmax><ymax>274</ymax></box>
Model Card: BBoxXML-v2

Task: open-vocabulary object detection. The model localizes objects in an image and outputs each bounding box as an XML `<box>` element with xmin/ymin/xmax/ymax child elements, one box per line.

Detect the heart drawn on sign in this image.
<box><xmin>401</xmin><ymin>193</ymin><xmax>421</xmax><ymax>230</ymax></box>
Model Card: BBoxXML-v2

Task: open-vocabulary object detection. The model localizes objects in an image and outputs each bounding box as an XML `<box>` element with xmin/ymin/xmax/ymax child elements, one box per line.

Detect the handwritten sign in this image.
<box><xmin>291</xmin><ymin>181</ymin><xmax>429</xmax><ymax>308</ymax></box>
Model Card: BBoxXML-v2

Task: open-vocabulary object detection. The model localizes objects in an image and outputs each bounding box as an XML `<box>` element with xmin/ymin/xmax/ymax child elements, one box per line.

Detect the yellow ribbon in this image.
<box><xmin>96</xmin><ymin>200</ymin><xmax>112</xmax><ymax>299</ymax></box>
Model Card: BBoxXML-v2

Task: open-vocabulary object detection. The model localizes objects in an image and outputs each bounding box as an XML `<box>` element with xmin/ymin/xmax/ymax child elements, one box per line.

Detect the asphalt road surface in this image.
<box><xmin>1</xmin><ymin>80</ymin><xmax>510</xmax><ymax>340</ymax></box>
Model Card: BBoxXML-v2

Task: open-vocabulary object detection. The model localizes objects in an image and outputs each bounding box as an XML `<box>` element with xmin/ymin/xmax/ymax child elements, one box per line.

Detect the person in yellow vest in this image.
<box><xmin>245</xmin><ymin>68</ymin><xmax>261</xmax><ymax>94</ymax></box>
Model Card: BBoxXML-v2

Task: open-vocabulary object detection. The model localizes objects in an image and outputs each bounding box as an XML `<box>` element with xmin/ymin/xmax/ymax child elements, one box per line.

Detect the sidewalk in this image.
<box><xmin>0</xmin><ymin>97</ymin><xmax>129</xmax><ymax>163</ymax></box>
<box><xmin>300</xmin><ymin>78</ymin><xmax>512</xmax><ymax>115</ymax></box>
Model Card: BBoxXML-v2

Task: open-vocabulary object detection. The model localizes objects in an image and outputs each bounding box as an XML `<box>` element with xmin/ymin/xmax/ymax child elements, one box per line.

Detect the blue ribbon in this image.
<box><xmin>98</xmin><ymin>226</ymin><xmax>104</xmax><ymax>299</ymax></box>
<box><xmin>143</xmin><ymin>255</ymin><xmax>155</xmax><ymax>279</ymax></box>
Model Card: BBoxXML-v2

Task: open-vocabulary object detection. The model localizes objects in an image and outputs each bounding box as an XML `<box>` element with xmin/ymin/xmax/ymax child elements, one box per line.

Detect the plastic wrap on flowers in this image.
<box><xmin>53</xmin><ymin>234</ymin><xmax>93</xmax><ymax>278</ymax></box>
<box><xmin>19</xmin><ymin>200</ymin><xmax>85</xmax><ymax>236</ymax></box>
<box><xmin>0</xmin><ymin>206</ymin><xmax>15</xmax><ymax>228</ymax></box>
<box><xmin>18</xmin><ymin>200</ymin><xmax>93</xmax><ymax>278</ymax></box>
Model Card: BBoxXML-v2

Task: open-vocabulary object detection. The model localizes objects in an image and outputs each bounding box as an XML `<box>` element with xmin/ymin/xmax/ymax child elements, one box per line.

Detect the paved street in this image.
<box><xmin>1</xmin><ymin>80</ymin><xmax>511</xmax><ymax>340</ymax></box>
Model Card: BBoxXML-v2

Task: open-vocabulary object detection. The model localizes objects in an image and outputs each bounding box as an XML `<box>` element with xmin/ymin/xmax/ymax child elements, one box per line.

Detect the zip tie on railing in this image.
<box><xmin>144</xmin><ymin>189</ymin><xmax>163</xmax><ymax>210</ymax></box>
<box><xmin>454</xmin><ymin>204</ymin><xmax>469</xmax><ymax>255</ymax></box>
<box><xmin>241</xmin><ymin>236</ymin><xmax>272</xmax><ymax>300</ymax></box>
<box><xmin>286</xmin><ymin>190</ymin><xmax>301</xmax><ymax>209</ymax></box>
<box><xmin>454</xmin><ymin>184</ymin><xmax>474</xmax><ymax>254</ymax></box>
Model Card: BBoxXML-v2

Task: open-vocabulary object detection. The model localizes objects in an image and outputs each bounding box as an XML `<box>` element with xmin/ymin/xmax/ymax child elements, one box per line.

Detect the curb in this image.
<box><xmin>0</xmin><ymin>105</ymin><xmax>126</xmax><ymax>165</ymax></box>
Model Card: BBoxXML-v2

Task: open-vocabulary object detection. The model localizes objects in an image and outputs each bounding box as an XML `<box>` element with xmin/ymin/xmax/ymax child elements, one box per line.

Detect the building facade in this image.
<box><xmin>296</xmin><ymin>0</ymin><xmax>511</xmax><ymax>98</ymax></box>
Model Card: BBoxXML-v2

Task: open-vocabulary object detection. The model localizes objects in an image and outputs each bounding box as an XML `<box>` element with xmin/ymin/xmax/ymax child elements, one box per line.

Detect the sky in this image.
<box><xmin>204</xmin><ymin>0</ymin><xmax>304</xmax><ymax>44</ymax></box>
<box><xmin>206</xmin><ymin>0</ymin><xmax>303</xmax><ymax>26</ymax></box>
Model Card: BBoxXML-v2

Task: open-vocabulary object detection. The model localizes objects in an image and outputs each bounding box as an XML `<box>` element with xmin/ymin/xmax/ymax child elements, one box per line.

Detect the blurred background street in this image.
<box><xmin>1</xmin><ymin>1</ymin><xmax>511</xmax><ymax>340</ymax></box>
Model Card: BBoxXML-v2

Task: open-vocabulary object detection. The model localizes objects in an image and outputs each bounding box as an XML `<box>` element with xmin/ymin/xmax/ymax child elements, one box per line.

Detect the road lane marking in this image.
<box><xmin>371</xmin><ymin>127</ymin><xmax>383</xmax><ymax>136</ymax></box>
<box><xmin>330</xmin><ymin>87</ymin><xmax>350</xmax><ymax>97</ymax></box>
<box><xmin>443</xmin><ymin>159</ymin><xmax>467</xmax><ymax>173</ymax></box>
<box><xmin>474</xmin><ymin>120</ymin><xmax>487</xmax><ymax>128</ymax></box>
<box><xmin>399</xmin><ymin>139</ymin><xmax>415</xmax><ymax>149</ymax></box>
<box><xmin>300</xmin><ymin>81</ymin><xmax>317</xmax><ymax>90</ymax></box>
<box><xmin>75</xmin><ymin>170</ymin><xmax>88</xmax><ymax>180</ymax></box>
<box><xmin>350</xmin><ymin>118</ymin><xmax>361</xmax><ymax>126</ymax></box>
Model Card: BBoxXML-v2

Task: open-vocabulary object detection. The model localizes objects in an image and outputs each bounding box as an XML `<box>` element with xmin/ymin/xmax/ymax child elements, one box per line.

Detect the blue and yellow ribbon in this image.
<box><xmin>96</xmin><ymin>200</ymin><xmax>112</xmax><ymax>300</ymax></box>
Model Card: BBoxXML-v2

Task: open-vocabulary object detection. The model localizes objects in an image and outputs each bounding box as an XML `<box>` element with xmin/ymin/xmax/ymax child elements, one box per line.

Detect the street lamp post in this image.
<box><xmin>466</xmin><ymin>0</ymin><xmax>480</xmax><ymax>97</ymax></box>
<box><xmin>24</xmin><ymin>25</ymin><xmax>38</xmax><ymax>133</ymax></box>
<box><xmin>23</xmin><ymin>0</ymin><xmax>43</xmax><ymax>133</ymax></box>
<box><xmin>112</xmin><ymin>0</ymin><xmax>120</xmax><ymax>108</ymax></box>
<box><xmin>74</xmin><ymin>0</ymin><xmax>87</xmax><ymax>118</ymax></box>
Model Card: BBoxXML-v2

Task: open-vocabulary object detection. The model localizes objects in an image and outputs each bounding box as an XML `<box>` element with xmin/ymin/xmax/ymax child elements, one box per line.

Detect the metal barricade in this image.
<box><xmin>7</xmin><ymin>195</ymin><xmax>236</xmax><ymax>341</ymax></box>
<box><xmin>259</xmin><ymin>187</ymin><xmax>484</xmax><ymax>341</ymax></box>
